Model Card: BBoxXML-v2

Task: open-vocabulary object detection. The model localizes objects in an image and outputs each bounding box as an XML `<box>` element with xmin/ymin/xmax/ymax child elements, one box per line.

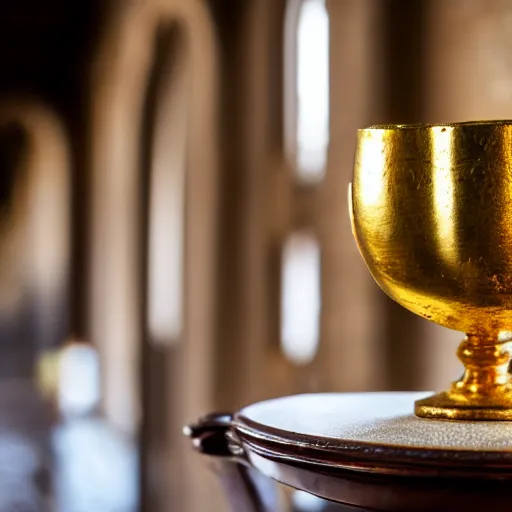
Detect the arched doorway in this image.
<box><xmin>139</xmin><ymin>21</ymin><xmax>190</xmax><ymax>510</ymax></box>
<box><xmin>0</xmin><ymin>100</ymin><xmax>70</xmax><ymax>378</ymax></box>
<box><xmin>89</xmin><ymin>1</ymin><xmax>219</xmax><ymax>509</ymax></box>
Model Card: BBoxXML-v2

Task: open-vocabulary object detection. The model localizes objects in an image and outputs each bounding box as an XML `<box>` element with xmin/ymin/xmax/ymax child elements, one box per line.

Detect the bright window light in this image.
<box><xmin>296</xmin><ymin>0</ymin><xmax>329</xmax><ymax>181</ymax></box>
<box><xmin>281</xmin><ymin>232</ymin><xmax>321</xmax><ymax>364</ymax></box>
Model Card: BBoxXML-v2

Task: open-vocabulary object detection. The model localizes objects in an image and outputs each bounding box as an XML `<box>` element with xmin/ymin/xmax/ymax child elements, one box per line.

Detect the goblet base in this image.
<box><xmin>415</xmin><ymin>335</ymin><xmax>512</xmax><ymax>421</ymax></box>
<box><xmin>415</xmin><ymin>390</ymin><xmax>512</xmax><ymax>421</ymax></box>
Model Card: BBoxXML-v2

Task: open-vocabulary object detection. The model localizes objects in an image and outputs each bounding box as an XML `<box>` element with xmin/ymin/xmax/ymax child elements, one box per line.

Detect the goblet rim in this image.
<box><xmin>360</xmin><ymin>120</ymin><xmax>512</xmax><ymax>131</ymax></box>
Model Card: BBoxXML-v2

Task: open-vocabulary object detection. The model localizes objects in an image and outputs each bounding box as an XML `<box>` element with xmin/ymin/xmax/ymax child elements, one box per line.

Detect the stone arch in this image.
<box><xmin>0</xmin><ymin>99</ymin><xmax>70</xmax><ymax>377</ymax></box>
<box><xmin>88</xmin><ymin>0</ymin><xmax>219</xmax><ymax>509</ymax></box>
<box><xmin>90</xmin><ymin>0</ymin><xmax>217</xmax><ymax>434</ymax></box>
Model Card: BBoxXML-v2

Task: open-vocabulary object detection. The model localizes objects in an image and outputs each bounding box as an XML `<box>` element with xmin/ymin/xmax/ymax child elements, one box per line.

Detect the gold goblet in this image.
<box><xmin>350</xmin><ymin>121</ymin><xmax>512</xmax><ymax>420</ymax></box>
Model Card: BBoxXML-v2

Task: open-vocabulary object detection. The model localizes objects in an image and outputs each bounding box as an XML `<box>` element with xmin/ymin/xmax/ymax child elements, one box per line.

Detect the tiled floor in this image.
<box><xmin>0</xmin><ymin>381</ymin><xmax>138</xmax><ymax>512</ymax></box>
<box><xmin>53</xmin><ymin>417</ymin><xmax>138</xmax><ymax>512</ymax></box>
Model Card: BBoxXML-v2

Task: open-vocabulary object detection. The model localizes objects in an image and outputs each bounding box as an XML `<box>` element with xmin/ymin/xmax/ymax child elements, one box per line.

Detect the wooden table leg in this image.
<box><xmin>212</xmin><ymin>459</ymin><xmax>279</xmax><ymax>512</ymax></box>
<box><xmin>185</xmin><ymin>413</ymin><xmax>279</xmax><ymax>512</ymax></box>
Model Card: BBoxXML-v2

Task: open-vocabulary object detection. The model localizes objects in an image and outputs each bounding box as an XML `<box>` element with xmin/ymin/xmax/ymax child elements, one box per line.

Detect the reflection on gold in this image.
<box><xmin>356</xmin><ymin>130</ymin><xmax>387</xmax><ymax>209</ymax></box>
<box><xmin>499</xmin><ymin>128</ymin><xmax>512</xmax><ymax>268</ymax></box>
<box><xmin>351</xmin><ymin>121</ymin><xmax>512</xmax><ymax>420</ymax></box>
<box><xmin>431</xmin><ymin>126</ymin><xmax>458</xmax><ymax>267</ymax></box>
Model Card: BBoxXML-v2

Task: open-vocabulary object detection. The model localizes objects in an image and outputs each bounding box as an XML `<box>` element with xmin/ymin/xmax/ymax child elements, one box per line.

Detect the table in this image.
<box><xmin>186</xmin><ymin>392</ymin><xmax>512</xmax><ymax>511</ymax></box>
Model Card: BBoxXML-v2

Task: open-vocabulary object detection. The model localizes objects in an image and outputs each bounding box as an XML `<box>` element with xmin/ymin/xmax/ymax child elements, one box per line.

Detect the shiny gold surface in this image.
<box><xmin>351</xmin><ymin>121</ymin><xmax>512</xmax><ymax>420</ymax></box>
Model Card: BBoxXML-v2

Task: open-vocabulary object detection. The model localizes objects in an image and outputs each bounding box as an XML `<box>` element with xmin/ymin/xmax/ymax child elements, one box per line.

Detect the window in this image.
<box><xmin>280</xmin><ymin>232</ymin><xmax>321</xmax><ymax>365</ymax></box>
<box><xmin>147</xmin><ymin>25</ymin><xmax>188</xmax><ymax>347</ymax></box>
<box><xmin>280</xmin><ymin>0</ymin><xmax>329</xmax><ymax>365</ymax></box>
<box><xmin>285</xmin><ymin>0</ymin><xmax>330</xmax><ymax>182</ymax></box>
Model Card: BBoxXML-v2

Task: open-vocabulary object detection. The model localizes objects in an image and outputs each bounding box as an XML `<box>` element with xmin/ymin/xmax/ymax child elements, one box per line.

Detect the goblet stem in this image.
<box><xmin>415</xmin><ymin>335</ymin><xmax>512</xmax><ymax>421</ymax></box>
<box><xmin>453</xmin><ymin>335</ymin><xmax>512</xmax><ymax>395</ymax></box>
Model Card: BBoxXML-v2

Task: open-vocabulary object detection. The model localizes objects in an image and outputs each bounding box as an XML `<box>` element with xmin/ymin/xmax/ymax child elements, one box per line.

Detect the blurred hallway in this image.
<box><xmin>0</xmin><ymin>377</ymin><xmax>137</xmax><ymax>512</ymax></box>
<box><xmin>0</xmin><ymin>0</ymin><xmax>510</xmax><ymax>511</ymax></box>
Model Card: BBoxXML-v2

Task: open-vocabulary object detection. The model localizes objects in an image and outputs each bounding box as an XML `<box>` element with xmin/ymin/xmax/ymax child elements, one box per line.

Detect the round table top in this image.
<box><xmin>233</xmin><ymin>392</ymin><xmax>512</xmax><ymax>477</ymax></box>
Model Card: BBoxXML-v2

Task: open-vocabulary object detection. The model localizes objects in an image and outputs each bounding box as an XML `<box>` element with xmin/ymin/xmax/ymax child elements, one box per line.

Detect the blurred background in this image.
<box><xmin>0</xmin><ymin>0</ymin><xmax>510</xmax><ymax>510</ymax></box>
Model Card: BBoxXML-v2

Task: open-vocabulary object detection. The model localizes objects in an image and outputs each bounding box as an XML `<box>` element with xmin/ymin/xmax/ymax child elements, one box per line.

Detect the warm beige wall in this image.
<box><xmin>221</xmin><ymin>0</ymin><xmax>389</xmax><ymax>404</ymax></box>
<box><xmin>320</xmin><ymin>0</ymin><xmax>386</xmax><ymax>393</ymax></box>
<box><xmin>426</xmin><ymin>0</ymin><xmax>512</xmax><ymax>123</ymax></box>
